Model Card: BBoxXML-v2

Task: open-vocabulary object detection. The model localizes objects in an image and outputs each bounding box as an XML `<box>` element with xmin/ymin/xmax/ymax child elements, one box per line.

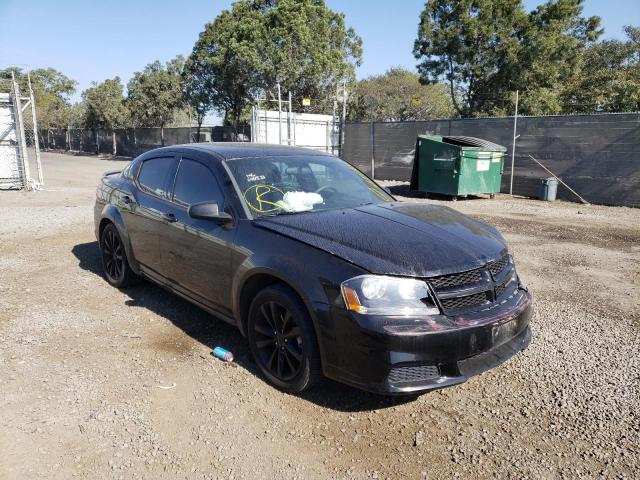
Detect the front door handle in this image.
<box><xmin>161</xmin><ymin>212</ymin><xmax>178</xmax><ymax>223</ymax></box>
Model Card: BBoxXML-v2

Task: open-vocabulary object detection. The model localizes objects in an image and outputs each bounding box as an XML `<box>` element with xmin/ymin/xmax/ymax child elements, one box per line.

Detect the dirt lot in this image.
<box><xmin>1</xmin><ymin>151</ymin><xmax>639</xmax><ymax>479</ymax></box>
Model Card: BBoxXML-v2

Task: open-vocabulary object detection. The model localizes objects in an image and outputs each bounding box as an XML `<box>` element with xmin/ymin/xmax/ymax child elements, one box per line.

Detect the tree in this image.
<box><xmin>258</xmin><ymin>0</ymin><xmax>363</xmax><ymax>114</ymax></box>
<box><xmin>1</xmin><ymin>67</ymin><xmax>77</xmax><ymax>130</ymax></box>
<box><xmin>414</xmin><ymin>0</ymin><xmax>601</xmax><ymax>117</ymax></box>
<box><xmin>82</xmin><ymin>77</ymin><xmax>129</xmax><ymax>155</ymax></box>
<box><xmin>188</xmin><ymin>0</ymin><xmax>362</xmax><ymax>128</ymax></box>
<box><xmin>127</xmin><ymin>56</ymin><xmax>185</xmax><ymax>145</ymax></box>
<box><xmin>560</xmin><ymin>25</ymin><xmax>640</xmax><ymax>113</ymax></box>
<box><xmin>189</xmin><ymin>2</ymin><xmax>268</xmax><ymax>129</ymax></box>
<box><xmin>182</xmin><ymin>54</ymin><xmax>214</xmax><ymax>141</ymax></box>
<box><xmin>516</xmin><ymin>0</ymin><xmax>602</xmax><ymax>115</ymax></box>
<box><xmin>348</xmin><ymin>68</ymin><xmax>455</xmax><ymax>121</ymax></box>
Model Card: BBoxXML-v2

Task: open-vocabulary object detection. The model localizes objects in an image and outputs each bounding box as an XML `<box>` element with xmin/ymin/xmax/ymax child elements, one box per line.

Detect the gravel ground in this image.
<box><xmin>1</xmin><ymin>152</ymin><xmax>638</xmax><ymax>479</ymax></box>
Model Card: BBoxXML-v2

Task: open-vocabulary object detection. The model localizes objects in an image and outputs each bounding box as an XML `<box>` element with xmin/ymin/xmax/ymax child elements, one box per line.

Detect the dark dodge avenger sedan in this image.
<box><xmin>94</xmin><ymin>143</ymin><xmax>532</xmax><ymax>395</ymax></box>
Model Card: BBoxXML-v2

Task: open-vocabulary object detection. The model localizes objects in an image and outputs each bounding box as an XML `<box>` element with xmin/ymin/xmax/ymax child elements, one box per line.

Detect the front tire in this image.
<box><xmin>247</xmin><ymin>284</ymin><xmax>322</xmax><ymax>393</ymax></box>
<box><xmin>100</xmin><ymin>223</ymin><xmax>139</xmax><ymax>288</ymax></box>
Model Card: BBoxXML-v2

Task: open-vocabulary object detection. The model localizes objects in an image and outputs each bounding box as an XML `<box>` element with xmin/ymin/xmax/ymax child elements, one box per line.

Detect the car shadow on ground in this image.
<box><xmin>72</xmin><ymin>241</ymin><xmax>418</xmax><ymax>412</ymax></box>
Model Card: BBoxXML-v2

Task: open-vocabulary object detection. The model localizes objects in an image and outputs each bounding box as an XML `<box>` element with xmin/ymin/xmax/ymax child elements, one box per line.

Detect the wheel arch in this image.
<box><xmin>235</xmin><ymin>268</ymin><xmax>315</xmax><ymax>338</ymax></box>
<box><xmin>99</xmin><ymin>204</ymin><xmax>140</xmax><ymax>273</ymax></box>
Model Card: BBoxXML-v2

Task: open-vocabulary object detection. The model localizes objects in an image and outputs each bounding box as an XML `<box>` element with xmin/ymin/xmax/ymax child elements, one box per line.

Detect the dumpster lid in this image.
<box><xmin>442</xmin><ymin>136</ymin><xmax>505</xmax><ymax>151</ymax></box>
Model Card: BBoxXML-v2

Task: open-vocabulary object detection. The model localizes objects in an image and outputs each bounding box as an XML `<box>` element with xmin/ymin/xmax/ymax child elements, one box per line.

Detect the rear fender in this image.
<box><xmin>100</xmin><ymin>204</ymin><xmax>141</xmax><ymax>274</ymax></box>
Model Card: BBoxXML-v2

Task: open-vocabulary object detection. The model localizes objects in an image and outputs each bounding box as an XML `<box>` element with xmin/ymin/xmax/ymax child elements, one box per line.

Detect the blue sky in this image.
<box><xmin>1</xmin><ymin>0</ymin><xmax>637</xmax><ymax>106</ymax></box>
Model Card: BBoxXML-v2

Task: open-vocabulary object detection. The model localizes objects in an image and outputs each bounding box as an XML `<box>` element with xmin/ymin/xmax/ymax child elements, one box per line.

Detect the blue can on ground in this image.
<box><xmin>212</xmin><ymin>346</ymin><xmax>234</xmax><ymax>362</ymax></box>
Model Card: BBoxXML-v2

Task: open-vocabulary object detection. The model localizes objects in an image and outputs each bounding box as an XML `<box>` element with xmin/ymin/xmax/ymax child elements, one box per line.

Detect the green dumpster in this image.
<box><xmin>409</xmin><ymin>135</ymin><xmax>507</xmax><ymax>199</ymax></box>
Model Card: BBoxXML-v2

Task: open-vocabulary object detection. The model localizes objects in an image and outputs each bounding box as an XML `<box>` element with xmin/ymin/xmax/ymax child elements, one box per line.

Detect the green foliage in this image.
<box><xmin>414</xmin><ymin>0</ymin><xmax>526</xmax><ymax>116</ymax></box>
<box><xmin>188</xmin><ymin>0</ymin><xmax>362</xmax><ymax>126</ymax></box>
<box><xmin>348</xmin><ymin>68</ymin><xmax>455</xmax><ymax>121</ymax></box>
<box><xmin>1</xmin><ymin>67</ymin><xmax>77</xmax><ymax>129</ymax></box>
<box><xmin>189</xmin><ymin>2</ymin><xmax>265</xmax><ymax>128</ymax></box>
<box><xmin>127</xmin><ymin>56</ymin><xmax>185</xmax><ymax>131</ymax></box>
<box><xmin>561</xmin><ymin>25</ymin><xmax>640</xmax><ymax>113</ymax></box>
<box><xmin>82</xmin><ymin>77</ymin><xmax>129</xmax><ymax>130</ymax></box>
<box><xmin>258</xmin><ymin>0</ymin><xmax>363</xmax><ymax>114</ymax></box>
<box><xmin>516</xmin><ymin>0</ymin><xmax>602</xmax><ymax>115</ymax></box>
<box><xmin>182</xmin><ymin>54</ymin><xmax>214</xmax><ymax>129</ymax></box>
<box><xmin>414</xmin><ymin>0</ymin><xmax>602</xmax><ymax>116</ymax></box>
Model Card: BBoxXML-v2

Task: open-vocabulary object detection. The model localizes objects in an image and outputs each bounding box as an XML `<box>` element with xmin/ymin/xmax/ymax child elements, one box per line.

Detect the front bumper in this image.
<box><xmin>321</xmin><ymin>288</ymin><xmax>532</xmax><ymax>395</ymax></box>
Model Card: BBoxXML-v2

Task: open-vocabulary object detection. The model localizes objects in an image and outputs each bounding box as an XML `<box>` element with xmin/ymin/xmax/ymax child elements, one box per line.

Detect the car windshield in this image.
<box><xmin>225</xmin><ymin>155</ymin><xmax>392</xmax><ymax>217</ymax></box>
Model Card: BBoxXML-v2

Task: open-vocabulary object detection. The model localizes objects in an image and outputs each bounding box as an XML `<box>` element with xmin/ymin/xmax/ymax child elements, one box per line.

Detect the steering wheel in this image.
<box><xmin>315</xmin><ymin>185</ymin><xmax>337</xmax><ymax>195</ymax></box>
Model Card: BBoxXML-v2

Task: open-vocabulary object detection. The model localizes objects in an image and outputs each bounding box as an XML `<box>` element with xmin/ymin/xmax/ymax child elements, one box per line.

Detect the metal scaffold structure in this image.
<box><xmin>0</xmin><ymin>69</ymin><xmax>44</xmax><ymax>190</ymax></box>
<box><xmin>250</xmin><ymin>83</ymin><xmax>341</xmax><ymax>156</ymax></box>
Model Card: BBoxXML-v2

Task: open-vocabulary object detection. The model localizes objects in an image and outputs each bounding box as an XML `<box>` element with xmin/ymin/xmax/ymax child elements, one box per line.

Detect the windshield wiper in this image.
<box><xmin>260</xmin><ymin>210</ymin><xmax>304</xmax><ymax>217</ymax></box>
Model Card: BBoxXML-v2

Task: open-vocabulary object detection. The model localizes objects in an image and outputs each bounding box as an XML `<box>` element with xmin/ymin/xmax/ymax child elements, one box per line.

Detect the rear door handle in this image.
<box><xmin>162</xmin><ymin>212</ymin><xmax>177</xmax><ymax>223</ymax></box>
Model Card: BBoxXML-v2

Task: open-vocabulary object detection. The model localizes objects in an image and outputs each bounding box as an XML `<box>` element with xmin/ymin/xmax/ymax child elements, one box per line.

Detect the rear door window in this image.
<box><xmin>137</xmin><ymin>156</ymin><xmax>176</xmax><ymax>198</ymax></box>
<box><xmin>172</xmin><ymin>158</ymin><xmax>224</xmax><ymax>207</ymax></box>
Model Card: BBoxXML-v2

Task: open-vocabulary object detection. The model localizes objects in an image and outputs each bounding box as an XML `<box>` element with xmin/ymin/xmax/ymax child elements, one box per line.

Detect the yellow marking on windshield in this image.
<box><xmin>244</xmin><ymin>184</ymin><xmax>286</xmax><ymax>213</ymax></box>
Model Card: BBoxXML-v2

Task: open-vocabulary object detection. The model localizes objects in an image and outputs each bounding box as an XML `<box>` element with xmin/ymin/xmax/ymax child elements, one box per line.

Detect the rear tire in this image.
<box><xmin>100</xmin><ymin>223</ymin><xmax>140</xmax><ymax>288</ymax></box>
<box><xmin>247</xmin><ymin>284</ymin><xmax>322</xmax><ymax>393</ymax></box>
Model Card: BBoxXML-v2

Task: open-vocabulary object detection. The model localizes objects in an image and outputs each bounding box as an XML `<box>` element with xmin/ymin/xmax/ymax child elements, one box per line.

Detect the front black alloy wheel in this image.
<box><xmin>248</xmin><ymin>284</ymin><xmax>321</xmax><ymax>393</ymax></box>
<box><xmin>254</xmin><ymin>301</ymin><xmax>303</xmax><ymax>381</ymax></box>
<box><xmin>100</xmin><ymin>223</ymin><xmax>139</xmax><ymax>288</ymax></box>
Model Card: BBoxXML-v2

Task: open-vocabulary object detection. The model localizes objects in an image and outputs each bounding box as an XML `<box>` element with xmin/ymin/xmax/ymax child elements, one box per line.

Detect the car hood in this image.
<box><xmin>253</xmin><ymin>203</ymin><xmax>507</xmax><ymax>277</ymax></box>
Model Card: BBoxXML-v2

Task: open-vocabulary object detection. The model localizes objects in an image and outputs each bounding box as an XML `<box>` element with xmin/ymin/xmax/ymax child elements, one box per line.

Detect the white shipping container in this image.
<box><xmin>251</xmin><ymin>109</ymin><xmax>339</xmax><ymax>155</ymax></box>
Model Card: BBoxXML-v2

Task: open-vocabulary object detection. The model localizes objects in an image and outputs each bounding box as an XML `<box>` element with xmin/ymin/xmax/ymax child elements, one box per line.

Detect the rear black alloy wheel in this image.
<box><xmin>248</xmin><ymin>285</ymin><xmax>321</xmax><ymax>393</ymax></box>
<box><xmin>254</xmin><ymin>301</ymin><xmax>303</xmax><ymax>381</ymax></box>
<box><xmin>102</xmin><ymin>226</ymin><xmax>123</xmax><ymax>281</ymax></box>
<box><xmin>100</xmin><ymin>223</ymin><xmax>139</xmax><ymax>288</ymax></box>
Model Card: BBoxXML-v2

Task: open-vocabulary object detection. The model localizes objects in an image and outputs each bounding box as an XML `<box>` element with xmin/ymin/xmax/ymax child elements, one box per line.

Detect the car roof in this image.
<box><xmin>145</xmin><ymin>143</ymin><xmax>335</xmax><ymax>162</ymax></box>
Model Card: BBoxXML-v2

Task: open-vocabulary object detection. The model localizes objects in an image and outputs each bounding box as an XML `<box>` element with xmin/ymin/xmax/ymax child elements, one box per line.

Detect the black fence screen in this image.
<box><xmin>342</xmin><ymin>113</ymin><xmax>640</xmax><ymax>207</ymax></box>
<box><xmin>40</xmin><ymin>126</ymin><xmax>251</xmax><ymax>158</ymax></box>
<box><xmin>39</xmin><ymin>114</ymin><xmax>639</xmax><ymax>207</ymax></box>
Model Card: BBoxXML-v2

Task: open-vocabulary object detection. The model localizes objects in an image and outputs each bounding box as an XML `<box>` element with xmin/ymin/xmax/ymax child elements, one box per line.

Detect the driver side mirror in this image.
<box><xmin>188</xmin><ymin>202</ymin><xmax>233</xmax><ymax>224</ymax></box>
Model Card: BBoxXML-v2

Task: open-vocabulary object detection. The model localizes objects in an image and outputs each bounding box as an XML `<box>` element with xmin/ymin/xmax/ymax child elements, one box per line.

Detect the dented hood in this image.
<box><xmin>254</xmin><ymin>203</ymin><xmax>507</xmax><ymax>277</ymax></box>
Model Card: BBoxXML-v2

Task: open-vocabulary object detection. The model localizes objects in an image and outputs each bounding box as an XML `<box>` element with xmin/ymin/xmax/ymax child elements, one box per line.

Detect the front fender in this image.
<box><xmin>230</xmin><ymin>224</ymin><xmax>368</xmax><ymax>372</ymax></box>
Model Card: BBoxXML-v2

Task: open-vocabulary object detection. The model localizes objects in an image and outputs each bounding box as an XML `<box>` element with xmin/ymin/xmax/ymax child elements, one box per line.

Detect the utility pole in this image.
<box><xmin>287</xmin><ymin>90</ymin><xmax>292</xmax><ymax>146</ymax></box>
<box><xmin>339</xmin><ymin>80</ymin><xmax>347</xmax><ymax>158</ymax></box>
<box><xmin>277</xmin><ymin>82</ymin><xmax>283</xmax><ymax>145</ymax></box>
<box><xmin>332</xmin><ymin>85</ymin><xmax>338</xmax><ymax>156</ymax></box>
<box><xmin>509</xmin><ymin>90</ymin><xmax>519</xmax><ymax>196</ymax></box>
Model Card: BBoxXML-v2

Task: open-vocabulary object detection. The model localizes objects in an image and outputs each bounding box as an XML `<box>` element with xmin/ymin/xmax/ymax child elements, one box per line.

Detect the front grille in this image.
<box><xmin>440</xmin><ymin>292</ymin><xmax>489</xmax><ymax>311</ymax></box>
<box><xmin>487</xmin><ymin>255</ymin><xmax>509</xmax><ymax>277</ymax></box>
<box><xmin>427</xmin><ymin>254</ymin><xmax>516</xmax><ymax>314</ymax></box>
<box><xmin>388</xmin><ymin>365</ymin><xmax>440</xmax><ymax>384</ymax></box>
<box><xmin>496</xmin><ymin>277</ymin><xmax>517</xmax><ymax>299</ymax></box>
<box><xmin>429</xmin><ymin>268</ymin><xmax>482</xmax><ymax>288</ymax></box>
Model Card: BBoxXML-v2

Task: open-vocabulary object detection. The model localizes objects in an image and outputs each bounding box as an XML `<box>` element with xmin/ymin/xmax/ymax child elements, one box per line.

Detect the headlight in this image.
<box><xmin>341</xmin><ymin>275</ymin><xmax>440</xmax><ymax>316</ymax></box>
